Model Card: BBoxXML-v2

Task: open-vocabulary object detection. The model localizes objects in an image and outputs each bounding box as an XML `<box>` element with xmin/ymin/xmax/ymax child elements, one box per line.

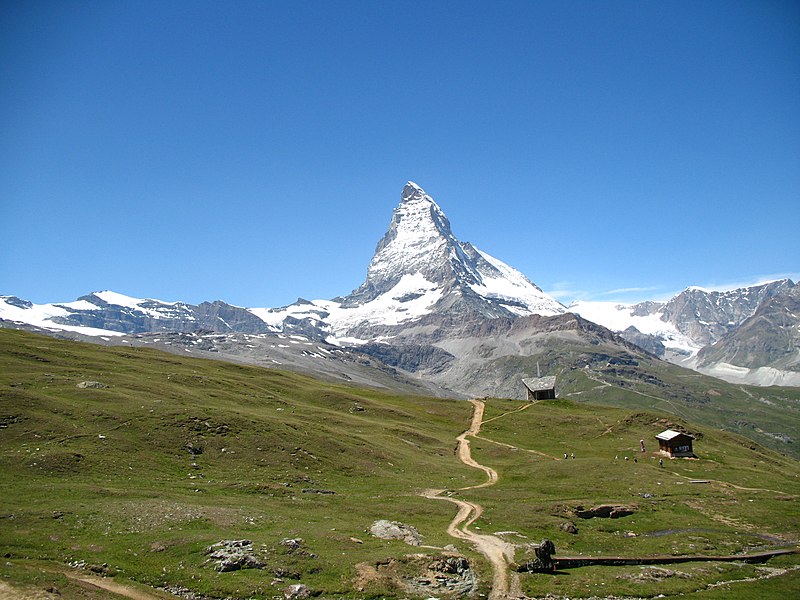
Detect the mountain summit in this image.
<box><xmin>341</xmin><ymin>181</ymin><xmax>566</xmax><ymax>320</ymax></box>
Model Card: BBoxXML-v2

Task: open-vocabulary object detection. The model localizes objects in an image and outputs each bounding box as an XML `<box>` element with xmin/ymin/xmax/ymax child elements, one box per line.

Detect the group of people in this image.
<box><xmin>614</xmin><ymin>453</ymin><xmax>666</xmax><ymax>468</ymax></box>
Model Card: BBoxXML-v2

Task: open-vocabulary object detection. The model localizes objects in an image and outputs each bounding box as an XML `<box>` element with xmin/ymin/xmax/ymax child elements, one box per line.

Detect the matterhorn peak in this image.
<box><xmin>401</xmin><ymin>181</ymin><xmax>428</xmax><ymax>203</ymax></box>
<box><xmin>339</xmin><ymin>181</ymin><xmax>566</xmax><ymax>319</ymax></box>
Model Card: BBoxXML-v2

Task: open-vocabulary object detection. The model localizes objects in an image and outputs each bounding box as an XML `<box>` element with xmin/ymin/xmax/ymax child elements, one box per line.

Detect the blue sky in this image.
<box><xmin>2</xmin><ymin>0</ymin><xmax>798</xmax><ymax>308</ymax></box>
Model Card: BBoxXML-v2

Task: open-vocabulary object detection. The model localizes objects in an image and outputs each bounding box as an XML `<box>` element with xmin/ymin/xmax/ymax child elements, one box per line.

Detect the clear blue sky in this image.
<box><xmin>2</xmin><ymin>0</ymin><xmax>798</xmax><ymax>308</ymax></box>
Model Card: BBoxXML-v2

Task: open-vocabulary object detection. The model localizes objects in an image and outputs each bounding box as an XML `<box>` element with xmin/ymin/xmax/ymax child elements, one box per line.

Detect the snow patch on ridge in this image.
<box><xmin>696</xmin><ymin>362</ymin><xmax>800</xmax><ymax>387</ymax></box>
<box><xmin>570</xmin><ymin>300</ymin><xmax>700</xmax><ymax>356</ymax></box>
<box><xmin>471</xmin><ymin>249</ymin><xmax>565</xmax><ymax>317</ymax></box>
<box><xmin>0</xmin><ymin>296</ymin><xmax>125</xmax><ymax>337</ymax></box>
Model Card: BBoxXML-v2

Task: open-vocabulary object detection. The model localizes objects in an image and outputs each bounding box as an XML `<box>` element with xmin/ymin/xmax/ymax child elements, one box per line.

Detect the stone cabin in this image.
<box><xmin>522</xmin><ymin>376</ymin><xmax>557</xmax><ymax>401</ymax></box>
<box><xmin>656</xmin><ymin>429</ymin><xmax>695</xmax><ymax>457</ymax></box>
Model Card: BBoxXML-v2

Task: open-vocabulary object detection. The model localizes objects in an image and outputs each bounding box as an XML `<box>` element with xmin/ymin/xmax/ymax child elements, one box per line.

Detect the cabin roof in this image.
<box><xmin>656</xmin><ymin>429</ymin><xmax>694</xmax><ymax>441</ymax></box>
<box><xmin>522</xmin><ymin>376</ymin><xmax>556</xmax><ymax>392</ymax></box>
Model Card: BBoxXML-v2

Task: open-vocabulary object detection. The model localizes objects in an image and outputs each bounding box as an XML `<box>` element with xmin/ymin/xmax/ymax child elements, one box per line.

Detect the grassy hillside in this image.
<box><xmin>1</xmin><ymin>328</ymin><xmax>798</xmax><ymax>599</ymax></box>
<box><xmin>482</xmin><ymin>335</ymin><xmax>800</xmax><ymax>459</ymax></box>
<box><xmin>0</xmin><ymin>328</ymin><xmax>482</xmax><ymax>598</ymax></box>
<box><xmin>469</xmin><ymin>397</ymin><xmax>800</xmax><ymax>598</ymax></box>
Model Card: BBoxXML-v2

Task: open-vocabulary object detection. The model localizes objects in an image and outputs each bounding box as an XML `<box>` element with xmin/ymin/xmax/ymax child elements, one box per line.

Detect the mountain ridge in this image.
<box><xmin>1</xmin><ymin>182</ymin><xmax>797</xmax><ymax>388</ymax></box>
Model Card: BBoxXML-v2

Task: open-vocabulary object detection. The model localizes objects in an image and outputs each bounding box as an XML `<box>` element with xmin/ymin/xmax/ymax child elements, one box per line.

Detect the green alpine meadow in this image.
<box><xmin>1</xmin><ymin>328</ymin><xmax>798</xmax><ymax>599</ymax></box>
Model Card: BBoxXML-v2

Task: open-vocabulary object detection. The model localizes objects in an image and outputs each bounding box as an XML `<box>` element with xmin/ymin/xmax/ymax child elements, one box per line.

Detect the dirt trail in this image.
<box><xmin>0</xmin><ymin>570</ymin><xmax>172</xmax><ymax>600</ymax></box>
<box><xmin>66</xmin><ymin>573</ymin><xmax>173</xmax><ymax>600</ymax></box>
<box><xmin>421</xmin><ymin>399</ymin><xmax>521</xmax><ymax>600</ymax></box>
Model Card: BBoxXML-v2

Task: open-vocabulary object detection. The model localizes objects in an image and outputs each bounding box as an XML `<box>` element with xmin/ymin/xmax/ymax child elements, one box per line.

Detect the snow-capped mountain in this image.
<box><xmin>696</xmin><ymin>283</ymin><xmax>800</xmax><ymax>384</ymax></box>
<box><xmin>251</xmin><ymin>181</ymin><xmax>566</xmax><ymax>343</ymax></box>
<box><xmin>0</xmin><ymin>182</ymin><xmax>564</xmax><ymax>345</ymax></box>
<box><xmin>570</xmin><ymin>279</ymin><xmax>799</xmax><ymax>385</ymax></box>
<box><xmin>0</xmin><ymin>291</ymin><xmax>273</xmax><ymax>337</ymax></box>
<box><xmin>1</xmin><ymin>181</ymin><xmax>796</xmax><ymax>389</ymax></box>
<box><xmin>343</xmin><ymin>182</ymin><xmax>565</xmax><ymax>318</ymax></box>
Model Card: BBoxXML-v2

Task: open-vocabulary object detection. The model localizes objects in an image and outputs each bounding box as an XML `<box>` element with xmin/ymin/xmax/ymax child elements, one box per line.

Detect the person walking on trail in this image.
<box><xmin>564</xmin><ymin>453</ymin><xmax>568</xmax><ymax>459</ymax></box>
<box><xmin>640</xmin><ymin>439</ymin><xmax>646</xmax><ymax>453</ymax></box>
<box><xmin>659</xmin><ymin>458</ymin><xmax>664</xmax><ymax>468</ymax></box>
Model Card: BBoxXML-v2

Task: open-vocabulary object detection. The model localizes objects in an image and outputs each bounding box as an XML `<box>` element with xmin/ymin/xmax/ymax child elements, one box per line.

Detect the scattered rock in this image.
<box><xmin>619</xmin><ymin>566</ymin><xmax>691</xmax><ymax>582</ymax></box>
<box><xmin>205</xmin><ymin>539</ymin><xmax>264</xmax><ymax>572</ymax></box>
<box><xmin>184</xmin><ymin>442</ymin><xmax>203</xmax><ymax>456</ymax></box>
<box><xmin>370</xmin><ymin>520</ymin><xmax>423</xmax><ymax>546</ymax></box>
<box><xmin>559</xmin><ymin>521</ymin><xmax>578</xmax><ymax>534</ymax></box>
<box><xmin>273</xmin><ymin>567</ymin><xmax>301</xmax><ymax>580</ymax></box>
<box><xmin>283</xmin><ymin>583</ymin><xmax>311</xmax><ymax>600</ymax></box>
<box><xmin>76</xmin><ymin>381</ymin><xmax>107</xmax><ymax>389</ymax></box>
<box><xmin>280</xmin><ymin>538</ymin><xmax>304</xmax><ymax>551</ymax></box>
<box><xmin>575</xmin><ymin>504</ymin><xmax>637</xmax><ymax>519</ymax></box>
<box><xmin>301</xmin><ymin>488</ymin><xmax>335</xmax><ymax>495</ymax></box>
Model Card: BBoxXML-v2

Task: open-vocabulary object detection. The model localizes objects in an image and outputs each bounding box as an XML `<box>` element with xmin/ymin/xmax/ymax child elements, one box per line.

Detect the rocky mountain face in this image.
<box><xmin>697</xmin><ymin>284</ymin><xmax>800</xmax><ymax>373</ymax></box>
<box><xmin>570</xmin><ymin>279</ymin><xmax>799</xmax><ymax>386</ymax></box>
<box><xmin>643</xmin><ymin>280</ymin><xmax>794</xmax><ymax>347</ymax></box>
<box><xmin>0</xmin><ymin>291</ymin><xmax>274</xmax><ymax>336</ymax></box>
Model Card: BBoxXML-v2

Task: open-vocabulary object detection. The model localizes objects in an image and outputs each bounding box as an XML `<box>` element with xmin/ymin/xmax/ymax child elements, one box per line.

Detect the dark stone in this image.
<box><xmin>575</xmin><ymin>504</ymin><xmax>637</xmax><ymax>519</ymax></box>
<box><xmin>519</xmin><ymin>539</ymin><xmax>556</xmax><ymax>573</ymax></box>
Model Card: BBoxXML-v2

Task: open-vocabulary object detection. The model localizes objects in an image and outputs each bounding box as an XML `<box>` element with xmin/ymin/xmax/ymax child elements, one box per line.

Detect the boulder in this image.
<box><xmin>76</xmin><ymin>381</ymin><xmax>107</xmax><ymax>389</ymax></box>
<box><xmin>205</xmin><ymin>539</ymin><xmax>264</xmax><ymax>572</ymax></box>
<box><xmin>559</xmin><ymin>521</ymin><xmax>578</xmax><ymax>534</ymax></box>
<box><xmin>283</xmin><ymin>584</ymin><xmax>311</xmax><ymax>600</ymax></box>
<box><xmin>370</xmin><ymin>520</ymin><xmax>422</xmax><ymax>546</ymax></box>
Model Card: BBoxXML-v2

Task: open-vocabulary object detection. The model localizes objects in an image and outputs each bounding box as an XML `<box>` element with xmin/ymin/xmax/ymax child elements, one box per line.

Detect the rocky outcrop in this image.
<box><xmin>76</xmin><ymin>381</ymin><xmax>108</xmax><ymax>389</ymax></box>
<box><xmin>356</xmin><ymin>553</ymin><xmax>477</xmax><ymax>597</ymax></box>
<box><xmin>358</xmin><ymin>343</ymin><xmax>455</xmax><ymax>373</ymax></box>
<box><xmin>194</xmin><ymin>301</ymin><xmax>273</xmax><ymax>334</ymax></box>
<box><xmin>406</xmin><ymin>554</ymin><xmax>477</xmax><ymax>596</ymax></box>
<box><xmin>204</xmin><ymin>539</ymin><xmax>264</xmax><ymax>572</ymax></box>
<box><xmin>698</xmin><ymin>282</ymin><xmax>800</xmax><ymax>372</ymax></box>
<box><xmin>620</xmin><ymin>326</ymin><xmax>666</xmax><ymax>357</ymax></box>
<box><xmin>575</xmin><ymin>504</ymin><xmax>637</xmax><ymax>519</ymax></box>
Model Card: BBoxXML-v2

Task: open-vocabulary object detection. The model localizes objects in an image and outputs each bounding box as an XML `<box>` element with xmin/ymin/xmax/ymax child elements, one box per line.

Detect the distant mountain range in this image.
<box><xmin>2</xmin><ymin>182</ymin><xmax>798</xmax><ymax>391</ymax></box>
<box><xmin>571</xmin><ymin>279</ymin><xmax>799</xmax><ymax>386</ymax></box>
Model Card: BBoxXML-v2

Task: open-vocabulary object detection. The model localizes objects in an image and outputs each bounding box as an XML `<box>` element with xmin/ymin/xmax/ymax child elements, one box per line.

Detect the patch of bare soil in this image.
<box><xmin>0</xmin><ymin>580</ymin><xmax>54</xmax><ymax>600</ymax></box>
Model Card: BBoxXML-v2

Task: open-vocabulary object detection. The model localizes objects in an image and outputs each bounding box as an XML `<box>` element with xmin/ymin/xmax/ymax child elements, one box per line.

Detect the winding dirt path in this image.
<box><xmin>420</xmin><ymin>399</ymin><xmax>521</xmax><ymax>600</ymax></box>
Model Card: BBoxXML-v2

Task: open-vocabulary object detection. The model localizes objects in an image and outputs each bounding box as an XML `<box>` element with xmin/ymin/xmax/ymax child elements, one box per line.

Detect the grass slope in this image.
<box><xmin>482</xmin><ymin>336</ymin><xmax>800</xmax><ymax>458</ymax></box>
<box><xmin>1</xmin><ymin>329</ymin><xmax>798</xmax><ymax>599</ymax></box>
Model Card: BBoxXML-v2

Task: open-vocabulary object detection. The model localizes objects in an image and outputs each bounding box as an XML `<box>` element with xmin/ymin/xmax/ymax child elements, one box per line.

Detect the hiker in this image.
<box><xmin>640</xmin><ymin>439</ymin><xmax>646</xmax><ymax>452</ymax></box>
<box><xmin>659</xmin><ymin>458</ymin><xmax>664</xmax><ymax>468</ymax></box>
<box><xmin>571</xmin><ymin>453</ymin><xmax>575</xmax><ymax>459</ymax></box>
<box><xmin>564</xmin><ymin>453</ymin><xmax>568</xmax><ymax>460</ymax></box>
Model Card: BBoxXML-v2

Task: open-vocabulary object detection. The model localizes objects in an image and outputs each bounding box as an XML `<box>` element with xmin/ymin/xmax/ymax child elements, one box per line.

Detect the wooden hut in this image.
<box><xmin>656</xmin><ymin>429</ymin><xmax>695</xmax><ymax>457</ymax></box>
<box><xmin>522</xmin><ymin>376</ymin><xmax>556</xmax><ymax>401</ymax></box>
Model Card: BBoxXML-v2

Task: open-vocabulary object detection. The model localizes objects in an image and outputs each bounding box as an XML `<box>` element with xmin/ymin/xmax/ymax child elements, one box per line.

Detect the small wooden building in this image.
<box><xmin>522</xmin><ymin>376</ymin><xmax>557</xmax><ymax>401</ymax></box>
<box><xmin>656</xmin><ymin>429</ymin><xmax>695</xmax><ymax>457</ymax></box>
